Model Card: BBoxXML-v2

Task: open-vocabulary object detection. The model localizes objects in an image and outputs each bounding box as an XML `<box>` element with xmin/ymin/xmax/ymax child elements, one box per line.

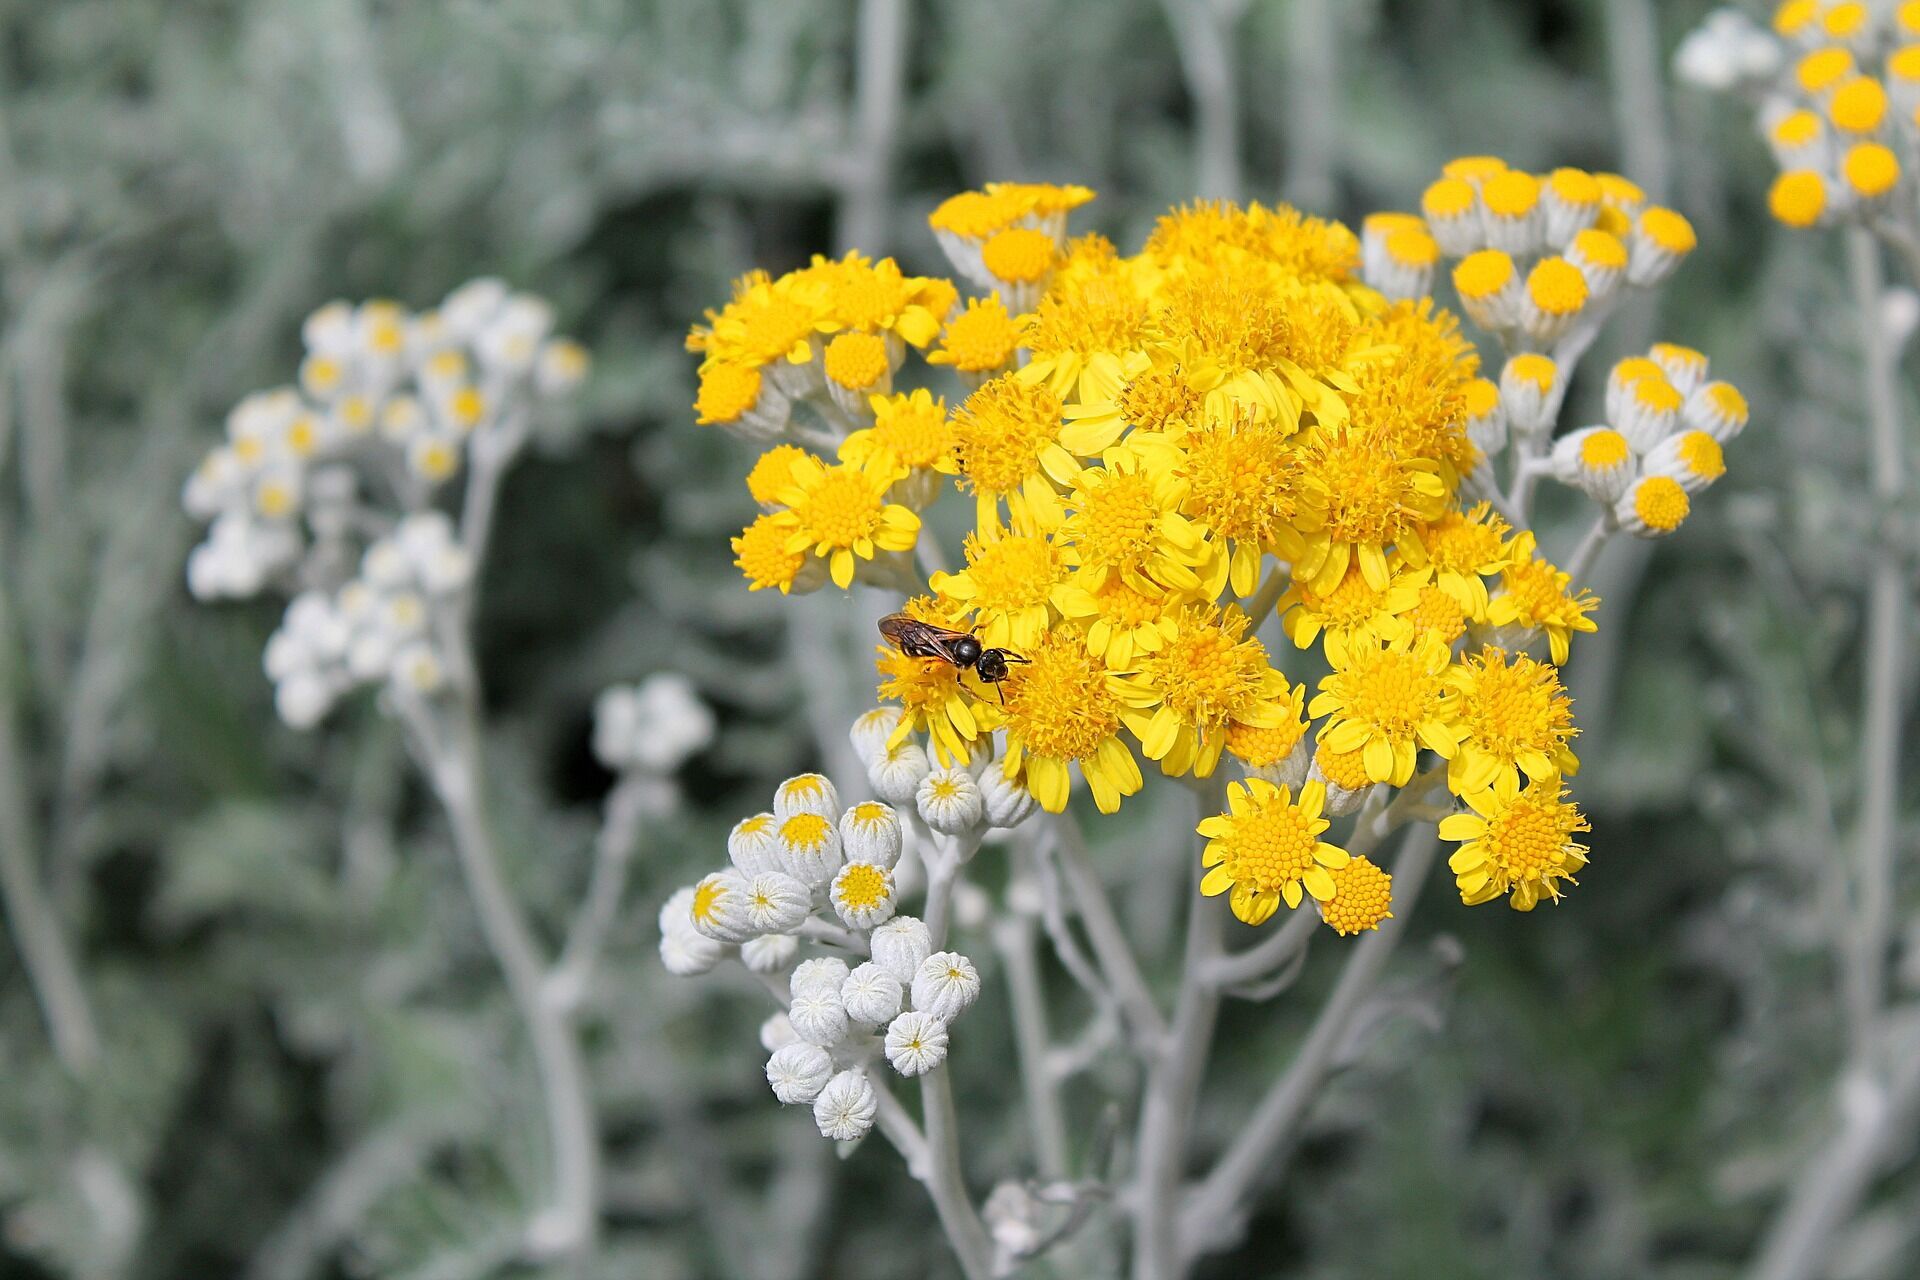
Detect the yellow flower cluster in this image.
<box><xmin>1762</xmin><ymin>1</ymin><xmax>1919</xmax><ymax>225</ymax></box>
<box><xmin>696</xmin><ymin>168</ymin><xmax>1721</xmax><ymax>932</ymax></box>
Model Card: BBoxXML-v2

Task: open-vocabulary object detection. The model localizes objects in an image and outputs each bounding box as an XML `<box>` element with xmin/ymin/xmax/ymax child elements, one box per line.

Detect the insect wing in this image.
<box><xmin>878</xmin><ymin>614</ymin><xmax>974</xmax><ymax>665</ymax></box>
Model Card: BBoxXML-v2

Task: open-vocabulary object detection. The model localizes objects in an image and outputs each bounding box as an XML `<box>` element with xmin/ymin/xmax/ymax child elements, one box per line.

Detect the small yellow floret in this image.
<box><xmin>1637</xmin><ymin>208</ymin><xmax>1697</xmax><ymax>254</ymax></box>
<box><xmin>1579</xmin><ymin>430</ymin><xmax>1631</xmax><ymax>468</ymax></box>
<box><xmin>982</xmin><ymin>227</ymin><xmax>1057</xmax><ymax>283</ymax></box>
<box><xmin>1633</xmin><ymin>476</ymin><xmax>1691</xmax><ymax>531</ymax></box>
<box><xmin>695</xmin><ymin>362</ymin><xmax>762</xmax><ymax>425</ymax></box>
<box><xmin>1769</xmin><ymin>170</ymin><xmax>1827</xmax><ymax>227</ymax></box>
<box><xmin>1844</xmin><ymin>143</ymin><xmax>1900</xmax><ymax>197</ymax></box>
<box><xmin>1526</xmin><ymin>257</ymin><xmax>1588</xmax><ymax>316</ymax></box>
<box><xmin>1481</xmin><ymin>170</ymin><xmax>1541</xmax><ymax>218</ymax></box>
<box><xmin>1453</xmin><ymin>250</ymin><xmax>1515</xmax><ymax>300</ymax></box>
<box><xmin>1421</xmin><ymin>177</ymin><xmax>1476</xmax><ymax>219</ymax></box>
<box><xmin>823</xmin><ymin>332</ymin><xmax>891</xmax><ymax>390</ymax></box>
<box><xmin>1507</xmin><ymin>353</ymin><xmax>1557</xmax><ymax>392</ymax></box>
<box><xmin>1828</xmin><ymin>76</ymin><xmax>1888</xmax><ymax>133</ymax></box>
<box><xmin>1796</xmin><ymin>47</ymin><xmax>1855</xmax><ymax>95</ymax></box>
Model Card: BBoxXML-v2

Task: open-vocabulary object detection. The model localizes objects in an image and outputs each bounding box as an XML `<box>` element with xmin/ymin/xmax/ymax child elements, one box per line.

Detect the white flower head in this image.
<box><xmin>743</xmin><ymin>872</ymin><xmax>812</xmax><ymax>935</ymax></box>
<box><xmin>1674</xmin><ymin>8</ymin><xmax>1780</xmax><ymax>91</ymax></box>
<box><xmin>917</xmin><ymin>767</ymin><xmax>984</xmax><ymax>836</ymax></box>
<box><xmin>1609</xmin><ymin>370</ymin><xmax>1683</xmax><ymax>454</ymax></box>
<box><xmin>442</xmin><ymin>278</ymin><xmax>510</xmax><ymax>340</ymax></box>
<box><xmin>867</xmin><ymin>739</ymin><xmax>931</xmax><ymax>806</ymax></box>
<box><xmin>274</xmin><ymin>671</ymin><xmax>337</xmax><ymax>731</ymax></box>
<box><xmin>593</xmin><ymin>675</ymin><xmax>716</xmax><ymax>773</ymax></box>
<box><xmin>1550</xmin><ymin>427</ymin><xmax>1636</xmax><ymax>504</ymax></box>
<box><xmin>766</xmin><ymin>1043</ymin><xmax>834</xmax><ymax>1105</ymax></box>
<box><xmin>839</xmin><ymin>802</ymin><xmax>903</xmax><ymax>868</ymax></box>
<box><xmin>870</xmin><ymin>916</ymin><xmax>932</xmax><ymax>984</ymax></box>
<box><xmin>658</xmin><ymin>887</ymin><xmax>725</xmax><ymax>976</ymax></box>
<box><xmin>830</xmin><ymin>861</ymin><xmax>898</xmax><ymax>931</ymax></box>
<box><xmin>788</xmin><ymin>988</ymin><xmax>850</xmax><ymax>1048</ymax></box>
<box><xmin>741</xmin><ymin>932</ymin><xmax>799</xmax><ymax>973</ymax></box>
<box><xmin>760</xmin><ymin>1012</ymin><xmax>798</xmax><ymax>1052</ymax></box>
<box><xmin>776</xmin><ymin>811</ymin><xmax>845</xmax><ymax>889</ymax></box>
<box><xmin>911</xmin><ymin>951</ymin><xmax>982</xmax><ymax>1023</ymax></box>
<box><xmin>841</xmin><ymin>961</ymin><xmax>906</xmax><ymax>1027</ymax></box>
<box><xmin>791</xmin><ymin>957</ymin><xmax>852</xmax><ymax>1000</ymax></box>
<box><xmin>812</xmin><ymin>1069</ymin><xmax>878</xmax><ymax>1142</ymax></box>
<box><xmin>689</xmin><ymin>869</ymin><xmax>756</xmax><ymax>945</ymax></box>
<box><xmin>1498</xmin><ymin>354</ymin><xmax>1560</xmax><ymax>441</ymax></box>
<box><xmin>774</xmin><ymin>772</ymin><xmax>840</xmax><ymax>820</ymax></box>
<box><xmin>536</xmin><ymin>338</ymin><xmax>591</xmax><ymax>398</ymax></box>
<box><xmin>884</xmin><ymin>1010</ymin><xmax>951</xmax><ymax>1078</ymax></box>
<box><xmin>392</xmin><ymin>642</ymin><xmax>445</xmax><ymax>695</ymax></box>
<box><xmin>849</xmin><ymin>706</ymin><xmax>905</xmax><ymax>762</ymax></box>
<box><xmin>728</xmin><ymin>813</ymin><xmax>785</xmax><ymax>877</ymax></box>
<box><xmin>979</xmin><ymin>760</ymin><xmax>1038</xmax><ymax>829</ymax></box>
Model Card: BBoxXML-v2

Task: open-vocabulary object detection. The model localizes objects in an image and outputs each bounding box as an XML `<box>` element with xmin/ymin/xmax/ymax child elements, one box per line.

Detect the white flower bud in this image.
<box><xmin>917</xmin><ymin>767</ymin><xmax>984</xmax><ymax>835</ymax></box>
<box><xmin>728</xmin><ymin>813</ymin><xmax>784</xmax><ymax>876</ymax></box>
<box><xmin>1550</xmin><ymin>427</ymin><xmax>1636</xmax><ymax>504</ymax></box>
<box><xmin>1611</xmin><ymin>373</ymin><xmax>1683</xmax><ymax>454</ymax></box>
<box><xmin>766</xmin><ymin>1043</ymin><xmax>834</xmax><ymax>1105</ymax></box>
<box><xmin>1498</xmin><ymin>355</ymin><xmax>1560</xmax><ymax>441</ymax></box>
<box><xmin>776</xmin><ymin>812</ymin><xmax>844</xmax><ymax>889</ymax></box>
<box><xmin>839</xmin><ymin>801</ymin><xmax>904</xmax><ymax>868</ymax></box>
<box><xmin>743</xmin><ymin>872</ymin><xmax>812</xmax><ymax>935</ymax></box>
<box><xmin>850</xmin><ymin>707</ymin><xmax>905</xmax><ymax>762</ymax></box>
<box><xmin>274</xmin><ymin>672</ymin><xmax>335</xmax><ymax>730</ymax></box>
<box><xmin>979</xmin><ymin>760</ymin><xmax>1038</xmax><ymax>829</ymax></box>
<box><xmin>911</xmin><ymin>951</ymin><xmax>982</xmax><ymax>1023</ymax></box>
<box><xmin>812</xmin><ymin>1069</ymin><xmax>878</xmax><ymax>1141</ymax></box>
<box><xmin>870</xmin><ymin>916</ymin><xmax>933</xmax><ymax>984</ymax></box>
<box><xmin>868</xmin><ymin>739</ymin><xmax>932</xmax><ymax>806</ymax></box>
<box><xmin>741</xmin><ymin>933</ymin><xmax>800</xmax><ymax>973</ymax></box>
<box><xmin>660</xmin><ymin>931</ymin><xmax>723</xmax><ymax>977</ymax></box>
<box><xmin>830</xmin><ymin>861</ymin><xmax>898</xmax><ymax>931</ymax></box>
<box><xmin>760</xmin><ymin>1012</ymin><xmax>798</xmax><ymax>1052</ymax></box>
<box><xmin>841</xmin><ymin>962</ymin><xmax>906</xmax><ymax>1027</ymax></box>
<box><xmin>689</xmin><ymin>870</ymin><xmax>755</xmax><ymax>945</ymax></box>
<box><xmin>791</xmin><ymin>957</ymin><xmax>852</xmax><ymax>1000</ymax></box>
<box><xmin>884</xmin><ymin>1010</ymin><xmax>951</xmax><ymax>1078</ymax></box>
<box><xmin>789</xmin><ymin>988</ymin><xmax>850</xmax><ymax>1047</ymax></box>
<box><xmin>774</xmin><ymin>772</ymin><xmax>840</xmax><ymax>820</ymax></box>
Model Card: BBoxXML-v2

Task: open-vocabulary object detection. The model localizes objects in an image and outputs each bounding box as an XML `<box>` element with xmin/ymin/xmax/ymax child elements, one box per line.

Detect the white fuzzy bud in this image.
<box><xmin>868</xmin><ymin>740</ymin><xmax>932</xmax><ymax>806</ymax></box>
<box><xmin>789</xmin><ymin>988</ymin><xmax>850</xmax><ymax>1047</ymax></box>
<box><xmin>841</xmin><ymin>962</ymin><xmax>906</xmax><ymax>1027</ymax></box>
<box><xmin>812</xmin><ymin>1069</ymin><xmax>878</xmax><ymax>1141</ymax></box>
<box><xmin>759</xmin><ymin>1013</ymin><xmax>798</xmax><ymax>1053</ymax></box>
<box><xmin>774</xmin><ymin>772</ymin><xmax>840</xmax><ymax>820</ymax></box>
<box><xmin>743</xmin><ymin>872</ymin><xmax>812</xmax><ymax>935</ymax></box>
<box><xmin>766</xmin><ymin>1043</ymin><xmax>834</xmax><ymax>1105</ymax></box>
<box><xmin>911</xmin><ymin>951</ymin><xmax>982</xmax><ymax>1023</ymax></box>
<box><xmin>839</xmin><ymin>801</ymin><xmax>904</xmax><ymax>868</ymax></box>
<box><xmin>689</xmin><ymin>870</ymin><xmax>756</xmax><ymax>945</ymax></box>
<box><xmin>979</xmin><ymin>760</ymin><xmax>1038</xmax><ymax>829</ymax></box>
<box><xmin>791</xmin><ymin>957</ymin><xmax>851</xmax><ymax>1000</ymax></box>
<box><xmin>776</xmin><ymin>812</ymin><xmax>844</xmax><ymax>889</ymax></box>
<box><xmin>740</xmin><ymin>933</ymin><xmax>800</xmax><ymax>974</ymax></box>
<box><xmin>917</xmin><ymin>767</ymin><xmax>984</xmax><ymax>835</ymax></box>
<box><xmin>850</xmin><ymin>707</ymin><xmax>905</xmax><ymax>762</ymax></box>
<box><xmin>884</xmin><ymin>1010</ymin><xmax>951</xmax><ymax>1078</ymax></box>
<box><xmin>728</xmin><ymin>813</ymin><xmax>784</xmax><ymax>876</ymax></box>
<box><xmin>870</xmin><ymin>916</ymin><xmax>933</xmax><ymax>984</ymax></box>
<box><xmin>659</xmin><ymin>930</ymin><xmax>724</xmax><ymax>977</ymax></box>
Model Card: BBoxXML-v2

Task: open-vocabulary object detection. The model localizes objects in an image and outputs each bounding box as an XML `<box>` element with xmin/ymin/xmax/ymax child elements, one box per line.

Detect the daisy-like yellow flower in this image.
<box><xmin>1485</xmin><ymin>531</ymin><xmax>1599</xmax><ymax>664</ymax></box>
<box><xmin>1067</xmin><ymin>357</ymin><xmax>1207</xmax><ymax>448</ymax></box>
<box><xmin>1319</xmin><ymin>855</ymin><xmax>1394</xmax><ymax>936</ymax></box>
<box><xmin>1177</xmin><ymin>405</ymin><xmax>1309</xmax><ymax>596</ymax></box>
<box><xmin>687</xmin><ymin>270</ymin><xmax>823</xmax><ymax>370</ymax></box>
<box><xmin>1155</xmin><ymin>268</ymin><xmax>1305</xmax><ymax>425</ymax></box>
<box><xmin>1440</xmin><ymin>774</ymin><xmax>1589</xmax><ymax>911</ymax></box>
<box><xmin>1018</xmin><ymin>248</ymin><xmax>1160</xmax><ymax>399</ymax></box>
<box><xmin>1197</xmin><ymin>779</ymin><xmax>1350</xmax><ymax>925</ymax></box>
<box><xmin>926</xmin><ymin>296</ymin><xmax>1023</xmax><ymax>383</ymax></box>
<box><xmin>949</xmin><ymin>373</ymin><xmax>1076</xmax><ymax>527</ymax></box>
<box><xmin>930</xmin><ymin>513</ymin><xmax>1067</xmax><ymax>650</ymax></box>
<box><xmin>746</xmin><ymin>445</ymin><xmax>815</xmax><ymax>508</ymax></box>
<box><xmin>733</xmin><ymin>513</ymin><xmax>811</xmax><ymax>594</ymax></box>
<box><xmin>839</xmin><ymin>389</ymin><xmax>958</xmax><ymax>479</ymax></box>
<box><xmin>1419</xmin><ymin>501</ymin><xmax>1514</xmax><ymax>619</ymax></box>
<box><xmin>1224</xmin><ymin>681</ymin><xmax>1309</xmax><ymax>774</ymax></box>
<box><xmin>999</xmin><ymin>628</ymin><xmax>1147</xmax><ymax>814</ymax></box>
<box><xmin>876</xmin><ymin>596</ymin><xmax>1001</xmax><ymax>765</ymax></box>
<box><xmin>1446</xmin><ymin>646</ymin><xmax>1579</xmax><ymax>795</ymax></box>
<box><xmin>1309</xmin><ymin>631</ymin><xmax>1458</xmax><ymax>786</ymax></box>
<box><xmin>771</xmin><ymin>454</ymin><xmax>921</xmax><ymax>589</ymax></box>
<box><xmin>807</xmin><ymin>252</ymin><xmax>953</xmax><ymax>347</ymax></box>
<box><xmin>1053</xmin><ymin>445</ymin><xmax>1213</xmax><ymax>595</ymax></box>
<box><xmin>1051</xmin><ymin>567</ymin><xmax>1190</xmax><ymax>669</ymax></box>
<box><xmin>1121</xmin><ymin>605</ymin><xmax>1297</xmax><ymax>778</ymax></box>
<box><xmin>1277</xmin><ymin>561</ymin><xmax>1424</xmax><ymax>665</ymax></box>
<box><xmin>1293</xmin><ymin>424</ymin><xmax>1449</xmax><ymax>594</ymax></box>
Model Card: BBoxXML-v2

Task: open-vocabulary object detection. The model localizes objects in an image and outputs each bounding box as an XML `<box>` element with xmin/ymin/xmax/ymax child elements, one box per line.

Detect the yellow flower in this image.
<box><xmin>1155</xmin><ymin>268</ymin><xmax>1304</xmax><ymax>424</ymax></box>
<box><xmin>1445</xmin><ymin>646</ymin><xmax>1579</xmax><ymax>795</ymax></box>
<box><xmin>733</xmin><ymin>512</ymin><xmax>810</xmax><ymax>594</ymax></box>
<box><xmin>695</xmin><ymin>362</ymin><xmax>766</xmax><ymax>427</ymax></box>
<box><xmin>840</xmin><ymin>389</ymin><xmax>957</xmax><ymax>476</ymax></box>
<box><xmin>1121</xmin><ymin>605</ymin><xmax>1297</xmax><ymax>778</ymax></box>
<box><xmin>926</xmin><ymin>296</ymin><xmax>1022</xmax><ymax>380</ymax></box>
<box><xmin>877</xmin><ymin>597</ymin><xmax>1001</xmax><ymax>765</ymax></box>
<box><xmin>1224</xmin><ymin>684</ymin><xmax>1309</xmax><ymax>771</ymax></box>
<box><xmin>1054</xmin><ymin>446</ymin><xmax>1213</xmax><ymax>596</ymax></box>
<box><xmin>1177</xmin><ymin>406</ymin><xmax>1309</xmax><ymax>596</ymax></box>
<box><xmin>1293</xmin><ymin>424</ymin><xmax>1448</xmax><ymax>594</ymax></box>
<box><xmin>746</xmin><ymin>445</ymin><xmax>815</xmax><ymax>507</ymax></box>
<box><xmin>1197</xmin><ymin>779</ymin><xmax>1350</xmax><ymax>924</ymax></box>
<box><xmin>808</xmin><ymin>252</ymin><xmax>952</xmax><ymax>347</ymax></box>
<box><xmin>999</xmin><ymin>628</ymin><xmax>1146</xmax><ymax>814</ymax></box>
<box><xmin>1052</xmin><ymin>351</ymin><xmax>1194</xmax><ymax>456</ymax></box>
<box><xmin>1018</xmin><ymin>248</ymin><xmax>1159</xmax><ymax>399</ymax></box>
<box><xmin>1051</xmin><ymin>567</ymin><xmax>1189</xmax><ymax>669</ymax></box>
<box><xmin>1310</xmin><ymin>631</ymin><xmax>1458</xmax><ymax>786</ymax></box>
<box><xmin>771</xmin><ymin>454</ymin><xmax>921</xmax><ymax>589</ymax></box>
<box><xmin>1440</xmin><ymin>774</ymin><xmax>1589</xmax><ymax>911</ymax></box>
<box><xmin>1319</xmin><ymin>855</ymin><xmax>1394</xmax><ymax>936</ymax></box>
<box><xmin>931</xmin><ymin>515</ymin><xmax>1068</xmax><ymax>650</ymax></box>
<box><xmin>687</xmin><ymin>270</ymin><xmax>823</xmax><ymax>369</ymax></box>
<box><xmin>1278</xmin><ymin>561</ymin><xmax>1423</xmax><ymax>665</ymax></box>
<box><xmin>949</xmin><ymin>374</ymin><xmax>1076</xmax><ymax>527</ymax></box>
<box><xmin>1485</xmin><ymin>531</ymin><xmax>1599</xmax><ymax>664</ymax></box>
<box><xmin>1419</xmin><ymin>501</ymin><xmax>1513</xmax><ymax>619</ymax></box>
<box><xmin>1350</xmin><ymin>301</ymin><xmax>1479</xmax><ymax>481</ymax></box>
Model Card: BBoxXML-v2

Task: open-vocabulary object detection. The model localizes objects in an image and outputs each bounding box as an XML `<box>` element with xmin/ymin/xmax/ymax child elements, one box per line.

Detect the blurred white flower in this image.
<box><xmin>1675</xmin><ymin>9</ymin><xmax>1780</xmax><ymax>91</ymax></box>
<box><xmin>592</xmin><ymin>673</ymin><xmax>716</xmax><ymax>773</ymax></box>
<box><xmin>658</xmin><ymin>887</ymin><xmax>724</xmax><ymax>977</ymax></box>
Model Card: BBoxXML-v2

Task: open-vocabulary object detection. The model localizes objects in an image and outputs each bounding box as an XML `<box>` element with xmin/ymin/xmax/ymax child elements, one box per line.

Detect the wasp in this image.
<box><xmin>878</xmin><ymin>613</ymin><xmax>1030</xmax><ymax>694</ymax></box>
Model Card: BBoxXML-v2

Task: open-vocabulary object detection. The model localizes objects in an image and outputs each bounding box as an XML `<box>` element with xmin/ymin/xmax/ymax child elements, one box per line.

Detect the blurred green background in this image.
<box><xmin>0</xmin><ymin>1</ymin><xmax>1905</xmax><ymax>1277</ymax></box>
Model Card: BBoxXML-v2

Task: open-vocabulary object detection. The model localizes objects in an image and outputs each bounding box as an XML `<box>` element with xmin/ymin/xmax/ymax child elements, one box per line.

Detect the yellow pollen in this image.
<box><xmin>1002</xmin><ymin>632</ymin><xmax>1123</xmax><ymax>763</ymax></box>
<box><xmin>1637</xmin><ymin>208</ymin><xmax>1696</xmax><ymax>254</ymax></box>
<box><xmin>837</xmin><ymin>863</ymin><xmax>888</xmax><ymax>908</ymax></box>
<box><xmin>1823</xmin><ymin>2</ymin><xmax>1866</xmax><ymax>38</ymax></box>
<box><xmin>1773</xmin><ymin>0</ymin><xmax>1817</xmax><ymax>34</ymax></box>
<box><xmin>1455</xmin><ymin>650</ymin><xmax>1572</xmax><ymax>758</ymax></box>
<box><xmin>1829</xmin><ymin>77</ymin><xmax>1887</xmax><ymax>132</ymax></box>
<box><xmin>938</xmin><ymin>298</ymin><xmax>1021</xmax><ymax>372</ymax></box>
<box><xmin>951</xmin><ymin>376</ymin><xmax>1063</xmax><ymax>496</ymax></box>
<box><xmin>1120</xmin><ymin>369</ymin><xmax>1204</xmax><ymax>432</ymax></box>
<box><xmin>1421</xmin><ymin>177</ymin><xmax>1476</xmax><ymax>219</ymax></box>
<box><xmin>1508</xmin><ymin>354</ymin><xmax>1557</xmax><ymax>392</ymax></box>
<box><xmin>1182</xmin><ymin>413</ymin><xmax>1299</xmax><ymax>542</ymax></box>
<box><xmin>1161</xmin><ymin>273</ymin><xmax>1293</xmax><ymax>371</ymax></box>
<box><xmin>960</xmin><ymin>532</ymin><xmax>1061</xmax><ymax>613</ymax></box>
<box><xmin>1796</xmin><ymin>47</ymin><xmax>1855</xmax><ymax>95</ymax></box>
<box><xmin>789</xmin><ymin>467</ymin><xmax>887</xmax><ymax>549</ymax></box>
<box><xmin>1634</xmin><ymin>477</ymin><xmax>1690</xmax><ymax>531</ymax></box>
<box><xmin>1462</xmin><ymin>378</ymin><xmax>1500</xmax><ymax>419</ymax></box>
<box><xmin>823</xmin><ymin>332</ymin><xmax>891</xmax><ymax>390</ymax></box>
<box><xmin>1321</xmin><ymin>856</ymin><xmax>1393</xmax><ymax>935</ymax></box>
<box><xmin>863</xmin><ymin>394</ymin><xmax>953</xmax><ymax>470</ymax></box>
<box><xmin>982</xmin><ymin>227</ymin><xmax>1057</xmax><ymax>283</ymax></box>
<box><xmin>1578</xmin><ymin>430</ymin><xmax>1631</xmax><ymax>468</ymax></box>
<box><xmin>1453</xmin><ymin>250</ymin><xmax>1515</xmax><ymax>301</ymax></box>
<box><xmin>1676</xmin><ymin>431</ymin><xmax>1726</xmax><ymax>480</ymax></box>
<box><xmin>1844</xmin><ymin>143</ymin><xmax>1900</xmax><ymax>197</ymax></box>
<box><xmin>1707</xmin><ymin>382</ymin><xmax>1749</xmax><ymax>423</ymax></box>
<box><xmin>1138</xmin><ymin>609</ymin><xmax>1271</xmax><ymax>725</ymax></box>
<box><xmin>1386</xmin><ymin>225</ymin><xmax>1440</xmax><ymax>266</ymax></box>
<box><xmin>1480</xmin><ymin>170</ymin><xmax>1541</xmax><ymax>218</ymax></box>
<box><xmin>1216</xmin><ymin>795</ymin><xmax>1322</xmax><ymax>894</ymax></box>
<box><xmin>1632</xmin><ymin>377</ymin><xmax>1683</xmax><ymax>413</ymax></box>
<box><xmin>1545</xmin><ymin>168</ymin><xmax>1600</xmax><ymax>207</ymax></box>
<box><xmin>747</xmin><ymin>445</ymin><xmax>812</xmax><ymax>505</ymax></box>
<box><xmin>1227</xmin><ymin>718</ymin><xmax>1304</xmax><ymax>768</ymax></box>
<box><xmin>1338</xmin><ymin>646</ymin><xmax>1446</xmax><ymax>737</ymax></box>
<box><xmin>1314</xmin><ymin>740</ymin><xmax>1373</xmax><ymax>792</ymax></box>
<box><xmin>1408</xmin><ymin>584</ymin><xmax>1467</xmax><ymax>643</ymax></box>
<box><xmin>1074</xmin><ymin>469</ymin><xmax>1164</xmax><ymax>572</ymax></box>
<box><xmin>696</xmin><ymin>362</ymin><xmax>763</xmax><ymax>425</ymax></box>
<box><xmin>1772</xmin><ymin>110</ymin><xmax>1822</xmax><ymax>147</ymax></box>
<box><xmin>1526</xmin><ymin>257</ymin><xmax>1588</xmax><ymax>315</ymax></box>
<box><xmin>780</xmin><ymin>812</ymin><xmax>833</xmax><ymax>850</ymax></box>
<box><xmin>1484</xmin><ymin>794</ymin><xmax>1585</xmax><ymax>880</ymax></box>
<box><xmin>691</xmin><ymin>879</ymin><xmax>724</xmax><ymax>921</ymax></box>
<box><xmin>1570</xmin><ymin>228</ymin><xmax>1628</xmax><ymax>270</ymax></box>
<box><xmin>1890</xmin><ymin>45</ymin><xmax>1920</xmax><ymax>83</ymax></box>
<box><xmin>733</xmin><ymin>513</ymin><xmax>806</xmax><ymax>591</ymax></box>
